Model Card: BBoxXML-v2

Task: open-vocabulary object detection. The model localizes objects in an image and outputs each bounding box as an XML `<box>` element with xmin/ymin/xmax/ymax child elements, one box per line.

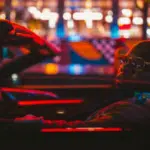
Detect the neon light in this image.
<box><xmin>15</xmin><ymin>114</ymin><xmax>43</xmax><ymax>121</ymax></box>
<box><xmin>18</xmin><ymin>99</ymin><xmax>83</xmax><ymax>106</ymax></box>
<box><xmin>41</xmin><ymin>127</ymin><xmax>122</xmax><ymax>133</ymax></box>
<box><xmin>1</xmin><ymin>88</ymin><xmax>57</xmax><ymax>98</ymax></box>
<box><xmin>17</xmin><ymin>84</ymin><xmax>112</xmax><ymax>89</ymax></box>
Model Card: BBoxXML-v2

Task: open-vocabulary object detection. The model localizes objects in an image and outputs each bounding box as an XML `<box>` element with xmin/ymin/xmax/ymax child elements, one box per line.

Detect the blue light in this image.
<box><xmin>56</xmin><ymin>18</ymin><xmax>65</xmax><ymax>38</ymax></box>
<box><xmin>6</xmin><ymin>92</ymin><xmax>16</xmax><ymax>101</ymax></box>
<box><xmin>110</xmin><ymin>22</ymin><xmax>120</xmax><ymax>39</ymax></box>
<box><xmin>68</xmin><ymin>64</ymin><xmax>84</xmax><ymax>75</ymax></box>
<box><xmin>68</xmin><ymin>35</ymin><xmax>81</xmax><ymax>42</ymax></box>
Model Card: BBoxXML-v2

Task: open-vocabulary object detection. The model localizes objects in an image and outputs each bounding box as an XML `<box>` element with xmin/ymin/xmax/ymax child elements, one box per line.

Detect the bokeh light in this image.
<box><xmin>68</xmin><ymin>64</ymin><xmax>84</xmax><ymax>75</ymax></box>
<box><xmin>45</xmin><ymin>63</ymin><xmax>59</xmax><ymax>75</ymax></box>
<box><xmin>11</xmin><ymin>73</ymin><xmax>18</xmax><ymax>81</ymax></box>
<box><xmin>121</xmin><ymin>9</ymin><xmax>132</xmax><ymax>17</ymax></box>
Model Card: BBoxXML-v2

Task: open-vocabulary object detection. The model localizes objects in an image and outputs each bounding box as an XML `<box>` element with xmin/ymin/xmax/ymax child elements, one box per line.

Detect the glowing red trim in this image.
<box><xmin>18</xmin><ymin>99</ymin><xmax>83</xmax><ymax>106</ymax></box>
<box><xmin>41</xmin><ymin>127</ymin><xmax>122</xmax><ymax>133</ymax></box>
<box><xmin>1</xmin><ymin>87</ymin><xmax>57</xmax><ymax>98</ymax></box>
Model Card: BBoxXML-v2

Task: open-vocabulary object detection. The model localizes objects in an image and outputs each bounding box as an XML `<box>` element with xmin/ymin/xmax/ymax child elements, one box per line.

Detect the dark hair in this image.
<box><xmin>127</xmin><ymin>40</ymin><xmax>150</xmax><ymax>62</ymax></box>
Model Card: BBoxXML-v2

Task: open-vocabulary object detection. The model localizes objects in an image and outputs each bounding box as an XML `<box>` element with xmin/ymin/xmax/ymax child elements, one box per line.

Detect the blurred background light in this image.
<box><xmin>121</xmin><ymin>9</ymin><xmax>132</xmax><ymax>17</ymax></box>
<box><xmin>63</xmin><ymin>12</ymin><xmax>71</xmax><ymax>20</ymax></box>
<box><xmin>118</xmin><ymin>17</ymin><xmax>131</xmax><ymax>25</ymax></box>
<box><xmin>132</xmin><ymin>17</ymin><xmax>143</xmax><ymax>25</ymax></box>
<box><xmin>48</xmin><ymin>20</ymin><xmax>57</xmax><ymax>28</ymax></box>
<box><xmin>68</xmin><ymin>34</ymin><xmax>82</xmax><ymax>42</ymax></box>
<box><xmin>0</xmin><ymin>12</ymin><xmax>6</xmax><ymax>19</ymax></box>
<box><xmin>73</xmin><ymin>11</ymin><xmax>103</xmax><ymax>20</ymax></box>
<box><xmin>27</xmin><ymin>6</ymin><xmax>38</xmax><ymax>14</ymax></box>
<box><xmin>86</xmin><ymin>19</ymin><xmax>93</xmax><ymax>28</ymax></box>
<box><xmin>11</xmin><ymin>73</ymin><xmax>18</xmax><ymax>81</ymax></box>
<box><xmin>2</xmin><ymin>0</ymin><xmax>148</xmax><ymax>40</ymax></box>
<box><xmin>107</xmin><ymin>10</ymin><xmax>113</xmax><ymax>16</ymax></box>
<box><xmin>1</xmin><ymin>0</ymin><xmax>150</xmax><ymax>77</ymax></box>
<box><xmin>68</xmin><ymin>64</ymin><xmax>84</xmax><ymax>75</ymax></box>
<box><xmin>120</xmin><ymin>30</ymin><xmax>130</xmax><ymax>38</ymax></box>
<box><xmin>40</xmin><ymin>8</ymin><xmax>51</xmax><ymax>20</ymax></box>
<box><xmin>147</xmin><ymin>17</ymin><xmax>150</xmax><ymax>26</ymax></box>
<box><xmin>45</xmin><ymin>63</ymin><xmax>59</xmax><ymax>75</ymax></box>
<box><xmin>12</xmin><ymin>0</ymin><xmax>19</xmax><ymax>7</ymax></box>
<box><xmin>67</xmin><ymin>19</ymin><xmax>74</xmax><ymax>29</ymax></box>
<box><xmin>147</xmin><ymin>28</ymin><xmax>150</xmax><ymax>36</ymax></box>
<box><xmin>105</xmin><ymin>15</ymin><xmax>113</xmax><ymax>23</ymax></box>
<box><xmin>85</xmin><ymin>0</ymin><xmax>92</xmax><ymax>8</ymax></box>
<box><xmin>56</xmin><ymin>109</ymin><xmax>65</xmax><ymax>115</ymax></box>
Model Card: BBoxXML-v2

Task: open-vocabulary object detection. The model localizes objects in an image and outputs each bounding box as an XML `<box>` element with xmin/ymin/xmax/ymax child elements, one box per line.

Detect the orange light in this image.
<box><xmin>20</xmin><ymin>47</ymin><xmax>30</xmax><ymax>55</ymax></box>
<box><xmin>85</xmin><ymin>0</ymin><xmax>92</xmax><ymax>8</ymax></box>
<box><xmin>41</xmin><ymin>127</ymin><xmax>122</xmax><ymax>133</ymax></box>
<box><xmin>136</xmin><ymin>0</ymin><xmax>144</xmax><ymax>9</ymax></box>
<box><xmin>12</xmin><ymin>0</ymin><xmax>19</xmax><ymax>7</ymax></box>
<box><xmin>45</xmin><ymin>63</ymin><xmax>59</xmax><ymax>75</ymax></box>
<box><xmin>18</xmin><ymin>99</ymin><xmax>83</xmax><ymax>106</ymax></box>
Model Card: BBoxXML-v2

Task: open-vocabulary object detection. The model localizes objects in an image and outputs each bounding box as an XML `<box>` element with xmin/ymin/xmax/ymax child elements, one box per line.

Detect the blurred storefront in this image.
<box><xmin>0</xmin><ymin>0</ymin><xmax>149</xmax><ymax>40</ymax></box>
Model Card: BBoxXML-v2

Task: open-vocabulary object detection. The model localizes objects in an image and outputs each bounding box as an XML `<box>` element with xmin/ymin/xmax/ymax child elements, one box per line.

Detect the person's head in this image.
<box><xmin>116</xmin><ymin>40</ymin><xmax>150</xmax><ymax>90</ymax></box>
<box><xmin>126</xmin><ymin>40</ymin><xmax>150</xmax><ymax>61</ymax></box>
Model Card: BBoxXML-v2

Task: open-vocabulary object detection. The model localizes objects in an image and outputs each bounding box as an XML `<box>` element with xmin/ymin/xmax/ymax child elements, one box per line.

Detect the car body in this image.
<box><xmin>0</xmin><ymin>20</ymin><xmax>81</xmax><ymax>116</ymax></box>
<box><xmin>0</xmin><ymin>20</ymin><xmax>86</xmax><ymax>121</ymax></box>
<box><xmin>1</xmin><ymin>20</ymin><xmax>150</xmax><ymax>137</ymax></box>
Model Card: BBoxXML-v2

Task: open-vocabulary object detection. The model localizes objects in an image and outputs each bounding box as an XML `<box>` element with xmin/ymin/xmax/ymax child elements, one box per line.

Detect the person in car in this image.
<box><xmin>86</xmin><ymin>41</ymin><xmax>150</xmax><ymax>128</ymax></box>
<box><xmin>1</xmin><ymin>19</ymin><xmax>150</xmax><ymax>129</ymax></box>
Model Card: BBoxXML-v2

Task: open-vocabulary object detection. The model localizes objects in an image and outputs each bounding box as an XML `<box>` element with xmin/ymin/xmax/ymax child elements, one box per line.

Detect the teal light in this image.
<box><xmin>3</xmin><ymin>47</ymin><xmax>8</xmax><ymax>58</ymax></box>
<box><xmin>110</xmin><ymin>22</ymin><xmax>120</xmax><ymax>39</ymax></box>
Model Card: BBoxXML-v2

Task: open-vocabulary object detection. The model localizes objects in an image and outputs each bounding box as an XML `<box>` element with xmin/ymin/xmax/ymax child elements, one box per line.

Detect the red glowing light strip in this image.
<box><xmin>18</xmin><ymin>99</ymin><xmax>83</xmax><ymax>106</ymax></box>
<box><xmin>41</xmin><ymin>127</ymin><xmax>122</xmax><ymax>133</ymax></box>
<box><xmin>18</xmin><ymin>84</ymin><xmax>112</xmax><ymax>89</ymax></box>
<box><xmin>1</xmin><ymin>87</ymin><xmax>57</xmax><ymax>98</ymax></box>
